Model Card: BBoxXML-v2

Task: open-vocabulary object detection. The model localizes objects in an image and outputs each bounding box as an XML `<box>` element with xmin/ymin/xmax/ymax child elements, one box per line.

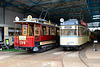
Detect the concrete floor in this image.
<box><xmin>0</xmin><ymin>43</ymin><xmax>100</xmax><ymax>67</ymax></box>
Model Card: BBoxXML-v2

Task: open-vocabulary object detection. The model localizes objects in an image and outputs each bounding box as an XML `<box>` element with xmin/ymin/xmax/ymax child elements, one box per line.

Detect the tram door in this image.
<box><xmin>0</xmin><ymin>27</ymin><xmax>4</xmax><ymax>42</ymax></box>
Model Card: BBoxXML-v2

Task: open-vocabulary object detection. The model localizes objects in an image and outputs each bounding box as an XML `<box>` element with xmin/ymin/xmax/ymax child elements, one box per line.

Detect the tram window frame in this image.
<box><xmin>48</xmin><ymin>27</ymin><xmax>50</xmax><ymax>35</ymax></box>
<box><xmin>34</xmin><ymin>27</ymin><xmax>40</xmax><ymax>36</ymax></box>
<box><xmin>22</xmin><ymin>25</ymin><xmax>28</xmax><ymax>36</ymax></box>
<box><xmin>78</xmin><ymin>27</ymin><xmax>87</xmax><ymax>36</ymax></box>
<box><xmin>50</xmin><ymin>27</ymin><xmax>56</xmax><ymax>35</ymax></box>
<box><xmin>29</xmin><ymin>25</ymin><xmax>34</xmax><ymax>36</ymax></box>
<box><xmin>41</xmin><ymin>26</ymin><xmax>47</xmax><ymax>35</ymax></box>
<box><xmin>87</xmin><ymin>31</ymin><xmax>89</xmax><ymax>36</ymax></box>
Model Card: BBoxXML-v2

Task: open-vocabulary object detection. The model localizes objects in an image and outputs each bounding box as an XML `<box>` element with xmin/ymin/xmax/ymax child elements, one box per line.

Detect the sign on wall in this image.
<box><xmin>81</xmin><ymin>20</ymin><xmax>87</xmax><ymax>26</ymax></box>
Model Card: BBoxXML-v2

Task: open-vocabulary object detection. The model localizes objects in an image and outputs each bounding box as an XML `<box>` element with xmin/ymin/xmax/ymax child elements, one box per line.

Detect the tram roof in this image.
<box><xmin>14</xmin><ymin>21</ymin><xmax>58</xmax><ymax>28</ymax></box>
<box><xmin>60</xmin><ymin>19</ymin><xmax>79</xmax><ymax>25</ymax></box>
<box><xmin>23</xmin><ymin>18</ymin><xmax>49</xmax><ymax>22</ymax></box>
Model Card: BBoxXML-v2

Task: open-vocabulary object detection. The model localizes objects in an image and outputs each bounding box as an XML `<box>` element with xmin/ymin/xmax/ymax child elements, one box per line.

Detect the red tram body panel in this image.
<box><xmin>14</xmin><ymin>36</ymin><xmax>35</xmax><ymax>47</ymax></box>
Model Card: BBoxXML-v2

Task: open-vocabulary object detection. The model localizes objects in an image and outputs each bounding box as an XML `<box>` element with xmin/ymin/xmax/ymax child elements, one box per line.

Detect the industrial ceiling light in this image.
<box><xmin>15</xmin><ymin>16</ymin><xmax>19</xmax><ymax>21</ymax></box>
<box><xmin>60</xmin><ymin>18</ymin><xmax>64</xmax><ymax>22</ymax></box>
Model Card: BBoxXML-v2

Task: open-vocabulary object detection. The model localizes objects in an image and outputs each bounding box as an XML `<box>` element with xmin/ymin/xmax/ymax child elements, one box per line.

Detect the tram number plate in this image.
<box><xmin>19</xmin><ymin>36</ymin><xmax>26</xmax><ymax>40</ymax></box>
<box><xmin>64</xmin><ymin>26</ymin><xmax>72</xmax><ymax>28</ymax></box>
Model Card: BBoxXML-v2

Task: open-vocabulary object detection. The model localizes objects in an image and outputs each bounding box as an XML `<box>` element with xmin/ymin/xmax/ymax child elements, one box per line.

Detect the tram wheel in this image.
<box><xmin>27</xmin><ymin>49</ymin><xmax>33</xmax><ymax>53</ymax></box>
<box><xmin>38</xmin><ymin>46</ymin><xmax>44</xmax><ymax>53</ymax></box>
<box><xmin>52</xmin><ymin>45</ymin><xmax>55</xmax><ymax>49</ymax></box>
<box><xmin>66</xmin><ymin>47</ymin><xmax>70</xmax><ymax>50</ymax></box>
<box><xmin>38</xmin><ymin>48</ymin><xmax>44</xmax><ymax>53</ymax></box>
<box><xmin>62</xmin><ymin>47</ymin><xmax>66</xmax><ymax>51</ymax></box>
<box><xmin>79</xmin><ymin>46</ymin><xmax>83</xmax><ymax>50</ymax></box>
<box><xmin>76</xmin><ymin>46</ymin><xmax>82</xmax><ymax>50</ymax></box>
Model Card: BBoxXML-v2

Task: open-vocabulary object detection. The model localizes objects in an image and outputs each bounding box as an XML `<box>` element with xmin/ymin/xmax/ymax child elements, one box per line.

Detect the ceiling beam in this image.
<box><xmin>51</xmin><ymin>13</ymin><xmax>100</xmax><ymax>17</ymax></box>
<box><xmin>86</xmin><ymin>0</ymin><xmax>94</xmax><ymax>16</ymax></box>
<box><xmin>88</xmin><ymin>1</ymin><xmax>100</xmax><ymax>4</ymax></box>
<box><xmin>0</xmin><ymin>0</ymin><xmax>15</xmax><ymax>7</ymax></box>
<box><xmin>48</xmin><ymin>6</ymin><xmax>100</xmax><ymax>12</ymax></box>
<box><xmin>5</xmin><ymin>0</ymin><xmax>15</xmax><ymax>7</ymax></box>
<box><xmin>23</xmin><ymin>6</ymin><xmax>100</xmax><ymax>14</ymax></box>
<box><xmin>8</xmin><ymin>0</ymin><xmax>79</xmax><ymax>7</ymax></box>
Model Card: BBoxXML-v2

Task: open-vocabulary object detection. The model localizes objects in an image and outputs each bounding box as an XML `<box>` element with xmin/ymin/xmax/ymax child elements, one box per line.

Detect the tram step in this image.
<box><xmin>0</xmin><ymin>45</ymin><xmax>9</xmax><ymax>50</ymax></box>
<box><xmin>42</xmin><ymin>45</ymin><xmax>51</xmax><ymax>48</ymax></box>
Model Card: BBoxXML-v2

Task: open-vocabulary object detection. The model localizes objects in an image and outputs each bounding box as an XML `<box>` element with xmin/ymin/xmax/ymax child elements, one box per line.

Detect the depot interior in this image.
<box><xmin>0</xmin><ymin>0</ymin><xmax>100</xmax><ymax>50</ymax></box>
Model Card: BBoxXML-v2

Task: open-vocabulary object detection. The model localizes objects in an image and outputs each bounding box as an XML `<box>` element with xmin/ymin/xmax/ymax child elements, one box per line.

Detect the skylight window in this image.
<box><xmin>93</xmin><ymin>15</ymin><xmax>100</xmax><ymax>19</ymax></box>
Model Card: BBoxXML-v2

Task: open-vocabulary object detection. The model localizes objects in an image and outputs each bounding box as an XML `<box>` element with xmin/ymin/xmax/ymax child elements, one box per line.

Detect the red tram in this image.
<box><xmin>14</xmin><ymin>15</ymin><xmax>59</xmax><ymax>52</ymax></box>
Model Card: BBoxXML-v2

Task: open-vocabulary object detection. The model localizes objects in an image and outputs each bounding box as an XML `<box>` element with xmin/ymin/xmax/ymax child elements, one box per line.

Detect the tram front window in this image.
<box><xmin>78</xmin><ymin>27</ymin><xmax>87</xmax><ymax>36</ymax></box>
<box><xmin>15</xmin><ymin>24</ymin><xmax>34</xmax><ymax>36</ymax></box>
<box><xmin>61</xmin><ymin>29</ymin><xmax>77</xmax><ymax>36</ymax></box>
<box><xmin>29</xmin><ymin>25</ymin><xmax>34</xmax><ymax>36</ymax></box>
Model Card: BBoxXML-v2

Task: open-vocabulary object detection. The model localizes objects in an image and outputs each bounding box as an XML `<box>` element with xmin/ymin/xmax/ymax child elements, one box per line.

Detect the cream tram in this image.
<box><xmin>60</xmin><ymin>19</ymin><xmax>91</xmax><ymax>50</ymax></box>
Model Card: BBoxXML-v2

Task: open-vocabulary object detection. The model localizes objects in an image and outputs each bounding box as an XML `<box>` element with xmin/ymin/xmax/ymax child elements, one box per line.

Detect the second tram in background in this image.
<box><xmin>60</xmin><ymin>19</ymin><xmax>91</xmax><ymax>50</ymax></box>
<box><xmin>14</xmin><ymin>15</ymin><xmax>59</xmax><ymax>52</ymax></box>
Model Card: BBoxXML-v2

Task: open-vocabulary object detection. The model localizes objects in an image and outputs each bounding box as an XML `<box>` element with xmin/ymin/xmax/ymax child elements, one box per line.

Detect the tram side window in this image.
<box><xmin>50</xmin><ymin>27</ymin><xmax>56</xmax><ymax>35</ymax></box>
<box><xmin>78</xmin><ymin>27</ymin><xmax>82</xmax><ymax>36</ymax></box>
<box><xmin>35</xmin><ymin>27</ymin><xmax>39</xmax><ymax>35</ymax></box>
<box><xmin>78</xmin><ymin>27</ymin><xmax>87</xmax><ymax>36</ymax></box>
<box><xmin>41</xmin><ymin>26</ymin><xmax>47</xmax><ymax>35</ymax></box>
<box><xmin>29</xmin><ymin>25</ymin><xmax>34</xmax><ymax>36</ymax></box>
<box><xmin>22</xmin><ymin>25</ymin><xmax>28</xmax><ymax>36</ymax></box>
<box><xmin>83</xmin><ymin>28</ymin><xmax>87</xmax><ymax>36</ymax></box>
<box><xmin>61</xmin><ymin>29</ymin><xmax>67</xmax><ymax>36</ymax></box>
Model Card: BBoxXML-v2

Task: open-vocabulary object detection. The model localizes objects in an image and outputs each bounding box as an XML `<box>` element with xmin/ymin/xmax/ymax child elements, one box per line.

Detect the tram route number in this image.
<box><xmin>19</xmin><ymin>36</ymin><xmax>26</xmax><ymax>40</ymax></box>
<box><xmin>64</xmin><ymin>26</ymin><xmax>72</xmax><ymax>28</ymax></box>
<box><xmin>67</xmin><ymin>42</ymin><xmax>74</xmax><ymax>44</ymax></box>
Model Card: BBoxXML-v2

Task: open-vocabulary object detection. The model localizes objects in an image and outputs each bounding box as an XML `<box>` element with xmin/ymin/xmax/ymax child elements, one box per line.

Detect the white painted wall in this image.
<box><xmin>0</xmin><ymin>7</ymin><xmax>3</xmax><ymax>24</ymax></box>
<box><xmin>5</xmin><ymin>9</ymin><xmax>24</xmax><ymax>26</ymax></box>
<box><xmin>0</xmin><ymin>7</ymin><xmax>24</xmax><ymax>26</ymax></box>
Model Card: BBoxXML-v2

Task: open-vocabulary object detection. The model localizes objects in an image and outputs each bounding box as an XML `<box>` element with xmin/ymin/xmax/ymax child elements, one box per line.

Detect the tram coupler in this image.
<box><xmin>93</xmin><ymin>40</ymin><xmax>98</xmax><ymax>51</ymax></box>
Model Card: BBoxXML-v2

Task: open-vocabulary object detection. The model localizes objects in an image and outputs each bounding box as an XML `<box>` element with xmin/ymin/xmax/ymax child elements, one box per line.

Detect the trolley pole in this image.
<box><xmin>93</xmin><ymin>40</ymin><xmax>98</xmax><ymax>51</ymax></box>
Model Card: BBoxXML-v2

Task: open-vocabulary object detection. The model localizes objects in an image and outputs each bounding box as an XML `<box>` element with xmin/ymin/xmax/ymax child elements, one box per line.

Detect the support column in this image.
<box><xmin>4</xmin><ymin>27</ymin><xmax>8</xmax><ymax>44</ymax></box>
<box><xmin>3</xmin><ymin>7</ymin><xmax>5</xmax><ymax>24</ymax></box>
